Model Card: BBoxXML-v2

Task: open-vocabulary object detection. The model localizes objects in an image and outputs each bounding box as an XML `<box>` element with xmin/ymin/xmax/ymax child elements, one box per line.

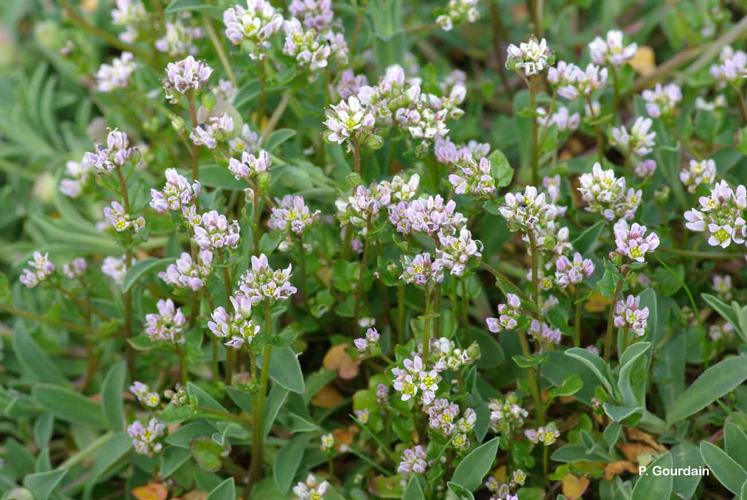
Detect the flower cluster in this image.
<box><xmin>323</xmin><ymin>95</ymin><xmax>377</xmax><ymax>147</ymax></box>
<box><xmin>268</xmin><ymin>195</ymin><xmax>320</xmax><ymax>235</ymax></box>
<box><xmin>634</xmin><ymin>159</ymin><xmax>657</xmax><ymax>179</ymax></box>
<box><xmin>499</xmin><ymin>185</ymin><xmax>559</xmax><ymax>231</ymax></box>
<box><xmin>609</xmin><ymin>117</ymin><xmax>656</xmax><ymax>157</ymax></box>
<box><xmin>486</xmin><ymin>294</ymin><xmax>522</xmax><ymax>333</ymax></box>
<box><xmin>292</xmin><ymin>473</ymin><xmax>329</xmax><ymax>500</ymax></box>
<box><xmin>160</xmin><ymin>251</ymin><xmax>213</xmax><ymax>291</ymax></box>
<box><xmin>392</xmin><ymin>354</ymin><xmax>442</xmax><ymax>404</ymax></box>
<box><xmin>397</xmin><ymin>445</ymin><xmax>429</xmax><ymax>475</ymax></box>
<box><xmin>537</xmin><ymin>106</ymin><xmax>580</xmax><ymax>131</ymax></box>
<box><xmin>228</xmin><ymin>149</ymin><xmax>270</xmax><ymax>180</ymax></box>
<box><xmin>431</xmin><ymin>337</ymin><xmax>479</xmax><ymax>370</ymax></box>
<box><xmin>150</xmin><ymin>168</ymin><xmax>201</xmax><ymax>214</ymax></box>
<box><xmin>128</xmin><ymin>418</ymin><xmax>166</xmax><ymax>456</ymax></box>
<box><xmin>614</xmin><ymin>294</ymin><xmax>650</xmax><ymax>337</ymax></box>
<box><xmin>190</xmin><ymin>114</ymin><xmax>234</xmax><ymax>149</ymax></box>
<box><xmin>680</xmin><ymin>159</ymin><xmax>716</xmax><ymax>193</ymax></box>
<box><xmin>436</xmin><ymin>0</ymin><xmax>480</xmax><ymax>31</ymax></box>
<box><xmin>354</xmin><ymin>327</ymin><xmax>380</xmax><ymax>356</ymax></box>
<box><xmin>62</xmin><ymin>258</ymin><xmax>87</xmax><ymax>280</ymax></box>
<box><xmin>238</xmin><ymin>254</ymin><xmax>297</xmax><ymax>303</ymax></box>
<box><xmin>104</xmin><ymin>201</ymin><xmax>145</xmax><ymax>233</ymax></box>
<box><xmin>208</xmin><ymin>295</ymin><xmax>261</xmax><ymax>349</ymax></box>
<box><xmin>485</xmin><ymin>470</ymin><xmax>526</xmax><ymax>500</ymax></box>
<box><xmin>102</xmin><ymin>255</ymin><xmax>135</xmax><ymax>286</ymax></box>
<box><xmin>712</xmin><ymin>274</ymin><xmax>733</xmax><ymax>301</ymax></box>
<box><xmin>111</xmin><ymin>0</ymin><xmax>147</xmax><ymax>43</ymax></box>
<box><xmin>528</xmin><ymin>319</ymin><xmax>562</xmax><ymax>345</ymax></box>
<box><xmin>400</xmin><ymin>252</ymin><xmax>444</xmax><ymax>285</ymax></box>
<box><xmin>156</xmin><ymin>19</ymin><xmax>203</xmax><ymax>56</ymax></box>
<box><xmin>684</xmin><ymin>180</ymin><xmax>747</xmax><ymax>248</ymax></box>
<box><xmin>506</xmin><ymin>37</ymin><xmax>553</xmax><ymax>76</ymax></box>
<box><xmin>524</xmin><ymin>423</ymin><xmax>560</xmax><ymax>445</ymax></box>
<box><xmin>710</xmin><ymin>46</ymin><xmax>747</xmax><ymax>87</ymax></box>
<box><xmin>488</xmin><ymin>393</ymin><xmax>528</xmax><ymax>435</ymax></box>
<box><xmin>548</xmin><ymin>61</ymin><xmax>608</xmax><ymax>101</ymax></box>
<box><xmin>435</xmin><ymin>138</ymin><xmax>496</xmax><ymax>196</ymax></box>
<box><xmin>613</xmin><ymin>220</ymin><xmax>660</xmax><ymax>263</ymax></box>
<box><xmin>642</xmin><ymin>83</ymin><xmax>682</xmax><ymax>118</ymax></box>
<box><xmin>336</xmin><ymin>183</ymin><xmax>389</xmax><ymax>231</ymax></box>
<box><xmin>145</xmin><ymin>299</ymin><xmax>187</xmax><ymax>344</ymax></box>
<box><xmin>282</xmin><ymin>17</ymin><xmax>347</xmax><ymax>76</ymax></box>
<box><xmin>83</xmin><ymin>129</ymin><xmax>136</xmax><ymax>173</ymax></box>
<box><xmin>19</xmin><ymin>252</ymin><xmax>55</xmax><ymax>288</ymax></box>
<box><xmin>437</xmin><ymin>228</ymin><xmax>482</xmax><ymax>276</ymax></box>
<box><xmin>588</xmin><ymin>30</ymin><xmax>637</xmax><ymax>67</ymax></box>
<box><xmin>130</xmin><ymin>381</ymin><xmax>161</xmax><ymax>408</ymax></box>
<box><xmin>96</xmin><ymin>52</ymin><xmax>136</xmax><ymax>92</ymax></box>
<box><xmin>577</xmin><ymin>163</ymin><xmax>641</xmax><ymax>221</ymax></box>
<box><xmin>223</xmin><ymin>0</ymin><xmax>284</xmax><ymax>58</ymax></box>
<box><xmin>163</xmin><ymin>56</ymin><xmax>213</xmax><ymax>101</ymax></box>
<box><xmin>192</xmin><ymin>211</ymin><xmax>241</xmax><ymax>250</ymax></box>
<box><xmin>554</xmin><ymin>252</ymin><xmax>595</xmax><ymax>288</ymax></box>
<box><xmin>59</xmin><ymin>158</ymin><xmax>93</xmax><ymax>198</ymax></box>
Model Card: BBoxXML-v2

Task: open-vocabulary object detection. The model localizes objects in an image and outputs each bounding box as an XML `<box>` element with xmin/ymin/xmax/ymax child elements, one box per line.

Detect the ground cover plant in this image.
<box><xmin>1</xmin><ymin>0</ymin><xmax>747</xmax><ymax>498</ymax></box>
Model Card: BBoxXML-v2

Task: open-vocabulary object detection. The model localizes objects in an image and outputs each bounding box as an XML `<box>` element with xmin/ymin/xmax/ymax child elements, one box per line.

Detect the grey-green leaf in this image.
<box><xmin>632</xmin><ymin>452</ymin><xmax>673</xmax><ymax>498</ymax></box>
<box><xmin>207</xmin><ymin>477</ymin><xmax>235</xmax><ymax>500</ymax></box>
<box><xmin>450</xmin><ymin>437</ymin><xmax>499</xmax><ymax>491</ymax></box>
<box><xmin>268</xmin><ymin>346</ymin><xmax>305</xmax><ymax>394</ymax></box>
<box><xmin>100</xmin><ymin>361</ymin><xmax>126</xmax><ymax>431</ymax></box>
<box><xmin>33</xmin><ymin>384</ymin><xmax>107</xmax><ymax>429</ymax></box>
<box><xmin>699</xmin><ymin>441</ymin><xmax>747</xmax><ymax>495</ymax></box>
<box><xmin>23</xmin><ymin>469</ymin><xmax>67</xmax><ymax>500</ymax></box>
<box><xmin>273</xmin><ymin>434</ymin><xmax>309</xmax><ymax>494</ymax></box>
<box><xmin>666</xmin><ymin>356</ymin><xmax>747</xmax><ymax>424</ymax></box>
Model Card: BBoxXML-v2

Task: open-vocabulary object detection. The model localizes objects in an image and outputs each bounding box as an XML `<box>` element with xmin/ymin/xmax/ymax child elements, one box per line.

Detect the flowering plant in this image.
<box><xmin>2</xmin><ymin>1</ymin><xmax>747</xmax><ymax>499</ymax></box>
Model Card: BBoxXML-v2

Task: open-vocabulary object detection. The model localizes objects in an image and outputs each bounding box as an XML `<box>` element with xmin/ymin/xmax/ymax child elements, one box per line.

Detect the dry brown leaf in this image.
<box><xmin>332</xmin><ymin>425</ymin><xmax>358</xmax><ymax>450</ymax></box>
<box><xmin>311</xmin><ymin>384</ymin><xmax>344</xmax><ymax>408</ymax></box>
<box><xmin>562</xmin><ymin>473</ymin><xmax>590</xmax><ymax>499</ymax></box>
<box><xmin>323</xmin><ymin>343</ymin><xmax>360</xmax><ymax>379</ymax></box>
<box><xmin>618</xmin><ymin>442</ymin><xmax>657</xmax><ymax>463</ymax></box>
<box><xmin>132</xmin><ymin>483</ymin><xmax>168</xmax><ymax>500</ymax></box>
<box><xmin>629</xmin><ymin>47</ymin><xmax>656</xmax><ymax>76</ymax></box>
<box><xmin>603</xmin><ymin>461</ymin><xmax>638</xmax><ymax>480</ymax></box>
<box><xmin>626</xmin><ymin>428</ymin><xmax>667</xmax><ymax>452</ymax></box>
<box><xmin>585</xmin><ymin>292</ymin><xmax>611</xmax><ymax>313</ymax></box>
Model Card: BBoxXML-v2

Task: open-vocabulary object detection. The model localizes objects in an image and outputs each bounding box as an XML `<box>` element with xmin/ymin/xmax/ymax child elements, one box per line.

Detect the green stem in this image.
<box><xmin>187</xmin><ymin>92</ymin><xmax>200</xmax><ymax>184</ymax></box>
<box><xmin>525</xmin><ymin>233</ymin><xmax>545</xmax><ymax>427</ymax></box>
<box><xmin>353</xmin><ymin>138</ymin><xmax>361</xmax><ymax>175</ymax></box>
<box><xmin>397</xmin><ymin>283</ymin><xmax>406</xmax><ymax>342</ymax></box>
<box><xmin>529</xmin><ymin>77</ymin><xmax>539</xmax><ymax>185</ymax></box>
<box><xmin>258</xmin><ymin>57</ymin><xmax>267</xmax><ymax>126</ymax></box>
<box><xmin>354</xmin><ymin>222</ymin><xmax>371</xmax><ymax>327</ymax></box>
<box><xmin>423</xmin><ymin>284</ymin><xmax>431</xmax><ymax>364</ymax></box>
<box><xmin>249</xmin><ymin>302</ymin><xmax>273</xmax><ymax>486</ymax></box>
<box><xmin>573</xmin><ymin>288</ymin><xmax>582</xmax><ymax>348</ymax></box>
<box><xmin>253</xmin><ymin>179</ymin><xmax>262</xmax><ymax>254</ymax></box>
<box><xmin>202</xmin><ymin>16</ymin><xmax>236</xmax><ymax>86</ymax></box>
<box><xmin>176</xmin><ymin>343</ymin><xmax>188</xmax><ymax>386</ymax></box>
<box><xmin>603</xmin><ymin>278</ymin><xmax>625</xmax><ymax>362</ymax></box>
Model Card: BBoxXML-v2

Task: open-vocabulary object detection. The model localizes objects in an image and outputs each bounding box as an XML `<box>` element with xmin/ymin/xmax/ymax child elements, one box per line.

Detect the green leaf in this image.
<box><xmin>12</xmin><ymin>329</ymin><xmax>67</xmax><ymax>386</ymax></box>
<box><xmin>571</xmin><ymin>220</ymin><xmax>606</xmax><ymax>255</ymax></box>
<box><xmin>268</xmin><ymin>346</ymin><xmax>305</xmax><ymax>394</ymax></box>
<box><xmin>191</xmin><ymin>438</ymin><xmax>224</xmax><ymax>472</ymax></box>
<box><xmin>199</xmin><ymin>164</ymin><xmax>247</xmax><ymax>190</ymax></box>
<box><xmin>699</xmin><ymin>441</ymin><xmax>747</xmax><ymax>495</ymax></box>
<box><xmin>446</xmin><ymin>481</ymin><xmax>475</xmax><ymax>500</ymax></box>
<box><xmin>725</xmin><ymin>418</ymin><xmax>747</xmax><ymax>471</ymax></box>
<box><xmin>487</xmin><ymin>149</ymin><xmax>513</xmax><ymax>188</ymax></box>
<box><xmin>263</xmin><ymin>384</ymin><xmax>289</xmax><ymax>437</ymax></box>
<box><xmin>122</xmin><ymin>257</ymin><xmax>173</xmax><ymax>293</ymax></box>
<box><xmin>403</xmin><ymin>476</ymin><xmax>426</xmax><ymax>500</ymax></box>
<box><xmin>100</xmin><ymin>361</ymin><xmax>126</xmax><ymax>431</ymax></box>
<box><xmin>564</xmin><ymin>348</ymin><xmax>615</xmax><ymax>397</ymax></box>
<box><xmin>548</xmin><ymin>374</ymin><xmax>583</xmax><ymax>401</ymax></box>
<box><xmin>670</xmin><ymin>442</ymin><xmax>704</xmax><ymax>500</ymax></box>
<box><xmin>207</xmin><ymin>477</ymin><xmax>236</xmax><ymax>500</ymax></box>
<box><xmin>617</xmin><ymin>342</ymin><xmax>651</xmax><ymax>407</ymax></box>
<box><xmin>33</xmin><ymin>384</ymin><xmax>107</xmax><ymax>429</ymax></box>
<box><xmin>632</xmin><ymin>452</ymin><xmax>673</xmax><ymax>498</ymax></box>
<box><xmin>666</xmin><ymin>356</ymin><xmax>747</xmax><ymax>424</ymax></box>
<box><xmin>702</xmin><ymin>294</ymin><xmax>746</xmax><ymax>342</ymax></box>
<box><xmin>450</xmin><ymin>437</ymin><xmax>499</xmax><ymax>491</ymax></box>
<box><xmin>23</xmin><ymin>469</ymin><xmax>67</xmax><ymax>500</ymax></box>
<box><xmin>273</xmin><ymin>434</ymin><xmax>309</xmax><ymax>494</ymax></box>
<box><xmin>82</xmin><ymin>432</ymin><xmax>132</xmax><ymax>500</ymax></box>
<box><xmin>0</xmin><ymin>272</ymin><xmax>10</xmax><ymax>303</ymax></box>
<box><xmin>595</xmin><ymin>260</ymin><xmax>623</xmax><ymax>298</ymax></box>
<box><xmin>264</xmin><ymin>129</ymin><xmax>296</xmax><ymax>152</ymax></box>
